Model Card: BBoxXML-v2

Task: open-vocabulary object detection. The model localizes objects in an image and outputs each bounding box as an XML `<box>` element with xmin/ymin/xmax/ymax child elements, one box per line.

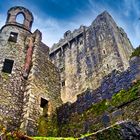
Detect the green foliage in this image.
<box><xmin>111</xmin><ymin>81</ymin><xmax>140</xmax><ymax>107</ymax></box>
<box><xmin>38</xmin><ymin>114</ymin><xmax>58</xmax><ymax>137</ymax></box>
<box><xmin>33</xmin><ymin>137</ymin><xmax>77</xmax><ymax>140</ymax></box>
<box><xmin>2</xmin><ymin>72</ymin><xmax>9</xmax><ymax>81</ymax></box>
<box><xmin>89</xmin><ymin>100</ymin><xmax>110</xmax><ymax>115</ymax></box>
<box><xmin>96</xmin><ymin>126</ymin><xmax>123</xmax><ymax>140</ymax></box>
<box><xmin>131</xmin><ymin>45</ymin><xmax>140</xmax><ymax>58</ymax></box>
<box><xmin>0</xmin><ymin>127</ymin><xmax>30</xmax><ymax>140</ymax></box>
<box><xmin>5</xmin><ymin>132</ymin><xmax>18</xmax><ymax>140</ymax></box>
<box><xmin>38</xmin><ymin>116</ymin><xmax>48</xmax><ymax>136</ymax></box>
<box><xmin>37</xmin><ymin>81</ymin><xmax>140</xmax><ymax>138</ymax></box>
<box><xmin>60</xmin><ymin>81</ymin><xmax>140</xmax><ymax>137</ymax></box>
<box><xmin>82</xmin><ymin>80</ymin><xmax>140</xmax><ymax>117</ymax></box>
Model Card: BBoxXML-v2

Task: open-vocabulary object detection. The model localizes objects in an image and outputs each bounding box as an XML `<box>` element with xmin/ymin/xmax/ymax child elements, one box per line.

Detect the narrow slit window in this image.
<box><xmin>103</xmin><ymin>50</ymin><xmax>106</xmax><ymax>54</ymax></box>
<box><xmin>107</xmin><ymin>64</ymin><xmax>109</xmax><ymax>69</ymax></box>
<box><xmin>62</xmin><ymin>81</ymin><xmax>65</xmax><ymax>87</ymax></box>
<box><xmin>2</xmin><ymin>59</ymin><xmax>14</xmax><ymax>74</ymax></box>
<box><xmin>80</xmin><ymin>40</ymin><xmax>83</xmax><ymax>45</ymax></box>
<box><xmin>8</xmin><ymin>32</ymin><xmax>18</xmax><ymax>43</ymax></box>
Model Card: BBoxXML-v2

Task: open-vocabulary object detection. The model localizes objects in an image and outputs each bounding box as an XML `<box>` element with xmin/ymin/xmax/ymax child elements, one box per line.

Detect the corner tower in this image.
<box><xmin>0</xmin><ymin>6</ymin><xmax>62</xmax><ymax>135</ymax></box>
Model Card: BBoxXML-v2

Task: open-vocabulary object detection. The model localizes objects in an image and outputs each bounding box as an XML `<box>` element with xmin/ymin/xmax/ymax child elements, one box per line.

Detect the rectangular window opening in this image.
<box><xmin>8</xmin><ymin>32</ymin><xmax>18</xmax><ymax>43</ymax></box>
<box><xmin>2</xmin><ymin>59</ymin><xmax>14</xmax><ymax>74</ymax></box>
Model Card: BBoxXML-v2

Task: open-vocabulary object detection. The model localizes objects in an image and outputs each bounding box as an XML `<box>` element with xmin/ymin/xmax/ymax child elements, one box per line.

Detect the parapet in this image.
<box><xmin>50</xmin><ymin>25</ymin><xmax>88</xmax><ymax>53</ymax></box>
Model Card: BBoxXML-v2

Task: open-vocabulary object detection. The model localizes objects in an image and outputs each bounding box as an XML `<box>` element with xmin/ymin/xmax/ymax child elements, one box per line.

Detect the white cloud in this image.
<box><xmin>123</xmin><ymin>0</ymin><xmax>140</xmax><ymax>16</ymax></box>
<box><xmin>32</xmin><ymin>15</ymin><xmax>66</xmax><ymax>47</ymax></box>
<box><xmin>1</xmin><ymin>0</ymin><xmax>140</xmax><ymax>48</ymax></box>
<box><xmin>31</xmin><ymin>14</ymin><xmax>92</xmax><ymax>47</ymax></box>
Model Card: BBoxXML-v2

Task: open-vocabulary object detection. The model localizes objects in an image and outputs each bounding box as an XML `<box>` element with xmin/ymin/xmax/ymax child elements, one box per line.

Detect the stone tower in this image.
<box><xmin>0</xmin><ymin>6</ymin><xmax>62</xmax><ymax>135</ymax></box>
<box><xmin>50</xmin><ymin>11</ymin><xmax>134</xmax><ymax>103</ymax></box>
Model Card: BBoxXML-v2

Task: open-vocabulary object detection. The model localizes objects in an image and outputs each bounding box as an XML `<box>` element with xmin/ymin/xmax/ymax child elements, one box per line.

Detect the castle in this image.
<box><xmin>0</xmin><ymin>6</ymin><xmax>137</xmax><ymax>136</ymax></box>
<box><xmin>50</xmin><ymin>11</ymin><xmax>133</xmax><ymax>103</ymax></box>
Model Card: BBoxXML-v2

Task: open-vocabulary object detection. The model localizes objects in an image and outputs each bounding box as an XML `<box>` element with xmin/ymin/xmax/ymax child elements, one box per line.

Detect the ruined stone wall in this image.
<box><xmin>50</xmin><ymin>11</ymin><xmax>133</xmax><ymax>103</ymax></box>
<box><xmin>0</xmin><ymin>25</ymin><xmax>31</xmax><ymax>130</ymax></box>
<box><xmin>6</xmin><ymin>6</ymin><xmax>34</xmax><ymax>31</ymax></box>
<box><xmin>56</xmin><ymin>57</ymin><xmax>140</xmax><ymax>137</ymax></box>
<box><xmin>58</xmin><ymin>96</ymin><xmax>140</xmax><ymax>138</ymax></box>
<box><xmin>21</xmin><ymin>31</ymin><xmax>62</xmax><ymax>135</ymax></box>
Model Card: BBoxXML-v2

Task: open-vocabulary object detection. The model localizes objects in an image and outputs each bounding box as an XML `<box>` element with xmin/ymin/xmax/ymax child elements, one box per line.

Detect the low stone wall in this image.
<box><xmin>56</xmin><ymin>57</ymin><xmax>140</xmax><ymax>137</ymax></box>
<box><xmin>80</xmin><ymin>121</ymin><xmax>140</xmax><ymax>140</ymax></box>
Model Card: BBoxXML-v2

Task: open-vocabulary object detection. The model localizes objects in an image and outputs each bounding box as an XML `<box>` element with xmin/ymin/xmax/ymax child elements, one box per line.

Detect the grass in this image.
<box><xmin>33</xmin><ymin>137</ymin><xmax>77</xmax><ymax>140</ymax></box>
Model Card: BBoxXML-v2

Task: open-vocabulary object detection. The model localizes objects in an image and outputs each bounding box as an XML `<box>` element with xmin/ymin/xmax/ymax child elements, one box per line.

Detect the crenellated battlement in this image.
<box><xmin>50</xmin><ymin>25</ymin><xmax>88</xmax><ymax>53</ymax></box>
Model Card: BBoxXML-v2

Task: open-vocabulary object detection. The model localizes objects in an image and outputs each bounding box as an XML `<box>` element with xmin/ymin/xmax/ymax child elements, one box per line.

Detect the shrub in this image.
<box><xmin>131</xmin><ymin>45</ymin><xmax>140</xmax><ymax>58</ymax></box>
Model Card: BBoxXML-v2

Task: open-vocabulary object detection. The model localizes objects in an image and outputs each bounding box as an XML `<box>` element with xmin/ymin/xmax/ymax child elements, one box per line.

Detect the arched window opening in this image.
<box><xmin>16</xmin><ymin>13</ymin><xmax>25</xmax><ymax>24</ymax></box>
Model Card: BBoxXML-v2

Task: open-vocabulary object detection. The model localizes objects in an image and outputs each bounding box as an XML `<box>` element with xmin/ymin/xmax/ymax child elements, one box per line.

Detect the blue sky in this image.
<box><xmin>0</xmin><ymin>0</ymin><xmax>140</xmax><ymax>48</ymax></box>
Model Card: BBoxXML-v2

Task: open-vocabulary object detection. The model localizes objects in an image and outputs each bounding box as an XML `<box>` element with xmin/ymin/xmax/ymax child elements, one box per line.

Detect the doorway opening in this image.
<box><xmin>40</xmin><ymin>98</ymin><xmax>48</xmax><ymax>117</ymax></box>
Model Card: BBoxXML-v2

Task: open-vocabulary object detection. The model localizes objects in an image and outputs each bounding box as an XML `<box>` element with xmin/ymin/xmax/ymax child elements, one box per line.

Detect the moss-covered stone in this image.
<box><xmin>58</xmin><ymin>81</ymin><xmax>140</xmax><ymax>137</ymax></box>
<box><xmin>38</xmin><ymin>114</ymin><xmax>58</xmax><ymax>137</ymax></box>
<box><xmin>110</xmin><ymin>81</ymin><xmax>140</xmax><ymax>107</ymax></box>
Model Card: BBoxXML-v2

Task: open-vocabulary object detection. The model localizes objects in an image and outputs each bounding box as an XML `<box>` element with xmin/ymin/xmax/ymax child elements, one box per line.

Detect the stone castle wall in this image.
<box><xmin>81</xmin><ymin>121</ymin><xmax>140</xmax><ymax>140</ymax></box>
<box><xmin>56</xmin><ymin>57</ymin><xmax>140</xmax><ymax>137</ymax></box>
<box><xmin>0</xmin><ymin>6</ymin><xmax>138</xmax><ymax>137</ymax></box>
<box><xmin>0</xmin><ymin>24</ymin><xmax>31</xmax><ymax>130</ymax></box>
<box><xmin>21</xmin><ymin>34</ymin><xmax>62</xmax><ymax>135</ymax></box>
<box><xmin>50</xmin><ymin>11</ymin><xmax>133</xmax><ymax>103</ymax></box>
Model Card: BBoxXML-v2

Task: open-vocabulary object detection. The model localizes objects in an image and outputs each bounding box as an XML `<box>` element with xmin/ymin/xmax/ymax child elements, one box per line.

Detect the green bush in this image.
<box><xmin>131</xmin><ymin>45</ymin><xmax>140</xmax><ymax>58</ymax></box>
<box><xmin>38</xmin><ymin>114</ymin><xmax>58</xmax><ymax>137</ymax></box>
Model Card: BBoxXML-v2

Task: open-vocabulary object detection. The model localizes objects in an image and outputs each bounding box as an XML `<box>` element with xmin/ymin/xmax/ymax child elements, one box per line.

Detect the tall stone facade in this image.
<box><xmin>50</xmin><ymin>11</ymin><xmax>134</xmax><ymax>103</ymax></box>
<box><xmin>0</xmin><ymin>6</ymin><xmax>62</xmax><ymax>135</ymax></box>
